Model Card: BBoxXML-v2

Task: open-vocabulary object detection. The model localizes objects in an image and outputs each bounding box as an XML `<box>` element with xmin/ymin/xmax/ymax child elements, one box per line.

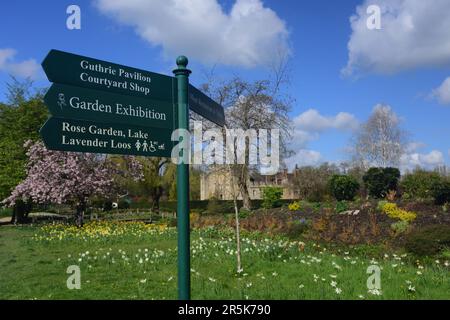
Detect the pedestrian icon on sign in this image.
<box><xmin>142</xmin><ymin>141</ymin><xmax>148</xmax><ymax>152</ymax></box>
<box><xmin>135</xmin><ymin>140</ymin><xmax>141</xmax><ymax>151</ymax></box>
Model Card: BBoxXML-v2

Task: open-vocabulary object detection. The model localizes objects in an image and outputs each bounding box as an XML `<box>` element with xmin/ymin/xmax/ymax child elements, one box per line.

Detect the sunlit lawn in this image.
<box><xmin>0</xmin><ymin>221</ymin><xmax>449</xmax><ymax>300</ymax></box>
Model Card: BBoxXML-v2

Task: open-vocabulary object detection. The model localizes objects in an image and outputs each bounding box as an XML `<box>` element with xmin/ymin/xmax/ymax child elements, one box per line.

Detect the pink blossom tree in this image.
<box><xmin>3</xmin><ymin>141</ymin><xmax>142</xmax><ymax>226</ymax></box>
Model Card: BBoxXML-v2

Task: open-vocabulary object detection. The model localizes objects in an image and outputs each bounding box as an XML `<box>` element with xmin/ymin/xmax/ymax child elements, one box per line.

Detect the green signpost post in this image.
<box><xmin>40</xmin><ymin>50</ymin><xmax>224</xmax><ymax>300</ymax></box>
<box><xmin>173</xmin><ymin>56</ymin><xmax>191</xmax><ymax>300</ymax></box>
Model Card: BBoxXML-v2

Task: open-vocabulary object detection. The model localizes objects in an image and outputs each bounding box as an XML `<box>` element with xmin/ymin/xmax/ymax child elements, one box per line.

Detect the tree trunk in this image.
<box><xmin>152</xmin><ymin>196</ymin><xmax>160</xmax><ymax>214</ymax></box>
<box><xmin>233</xmin><ymin>194</ymin><xmax>242</xmax><ymax>273</ymax></box>
<box><xmin>75</xmin><ymin>201</ymin><xmax>86</xmax><ymax>227</ymax></box>
<box><xmin>13</xmin><ymin>200</ymin><xmax>27</xmax><ymax>224</ymax></box>
<box><xmin>237</xmin><ymin>165</ymin><xmax>251</xmax><ymax>210</ymax></box>
<box><xmin>229</xmin><ymin>165</ymin><xmax>242</xmax><ymax>274</ymax></box>
<box><xmin>11</xmin><ymin>205</ymin><xmax>16</xmax><ymax>224</ymax></box>
<box><xmin>239</xmin><ymin>182</ymin><xmax>251</xmax><ymax>210</ymax></box>
<box><xmin>151</xmin><ymin>186</ymin><xmax>163</xmax><ymax>214</ymax></box>
<box><xmin>24</xmin><ymin>199</ymin><xmax>33</xmax><ymax>220</ymax></box>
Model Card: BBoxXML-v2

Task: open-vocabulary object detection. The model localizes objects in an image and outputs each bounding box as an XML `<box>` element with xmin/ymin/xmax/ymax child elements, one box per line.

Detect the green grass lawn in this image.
<box><xmin>0</xmin><ymin>221</ymin><xmax>449</xmax><ymax>300</ymax></box>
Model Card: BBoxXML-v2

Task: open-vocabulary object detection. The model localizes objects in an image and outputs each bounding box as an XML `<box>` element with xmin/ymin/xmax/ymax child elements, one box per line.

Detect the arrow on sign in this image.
<box><xmin>40</xmin><ymin>117</ymin><xmax>174</xmax><ymax>157</ymax></box>
<box><xmin>44</xmin><ymin>83</ymin><xmax>175</xmax><ymax>129</ymax></box>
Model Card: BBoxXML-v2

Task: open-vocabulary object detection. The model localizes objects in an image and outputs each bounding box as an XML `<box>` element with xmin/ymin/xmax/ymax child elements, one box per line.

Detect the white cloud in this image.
<box><xmin>293</xmin><ymin>109</ymin><xmax>359</xmax><ymax>133</ymax></box>
<box><xmin>343</xmin><ymin>0</ymin><xmax>450</xmax><ymax>76</ymax></box>
<box><xmin>0</xmin><ymin>48</ymin><xmax>40</xmax><ymax>79</ymax></box>
<box><xmin>94</xmin><ymin>0</ymin><xmax>290</xmax><ymax>67</ymax></box>
<box><xmin>431</xmin><ymin>77</ymin><xmax>450</xmax><ymax>105</ymax></box>
<box><xmin>400</xmin><ymin>150</ymin><xmax>445</xmax><ymax>170</ymax></box>
<box><xmin>405</xmin><ymin>141</ymin><xmax>426</xmax><ymax>153</ymax></box>
<box><xmin>290</xmin><ymin>129</ymin><xmax>317</xmax><ymax>150</ymax></box>
<box><xmin>285</xmin><ymin>149</ymin><xmax>322</xmax><ymax>170</ymax></box>
<box><xmin>286</xmin><ymin>109</ymin><xmax>358</xmax><ymax>170</ymax></box>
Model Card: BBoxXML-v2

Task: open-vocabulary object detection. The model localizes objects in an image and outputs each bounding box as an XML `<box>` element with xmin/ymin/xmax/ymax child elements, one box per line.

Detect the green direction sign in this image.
<box><xmin>188</xmin><ymin>84</ymin><xmax>225</xmax><ymax>127</ymax></box>
<box><xmin>40</xmin><ymin>117</ymin><xmax>173</xmax><ymax>157</ymax></box>
<box><xmin>42</xmin><ymin>49</ymin><xmax>175</xmax><ymax>102</ymax></box>
<box><xmin>45</xmin><ymin>83</ymin><xmax>175</xmax><ymax>129</ymax></box>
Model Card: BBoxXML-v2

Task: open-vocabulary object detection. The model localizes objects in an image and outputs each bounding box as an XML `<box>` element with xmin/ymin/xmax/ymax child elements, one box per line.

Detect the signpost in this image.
<box><xmin>40</xmin><ymin>117</ymin><xmax>173</xmax><ymax>157</ymax></box>
<box><xmin>173</xmin><ymin>56</ymin><xmax>191</xmax><ymax>300</ymax></box>
<box><xmin>42</xmin><ymin>49</ymin><xmax>175</xmax><ymax>101</ymax></box>
<box><xmin>44</xmin><ymin>83</ymin><xmax>174</xmax><ymax>128</ymax></box>
<box><xmin>188</xmin><ymin>84</ymin><xmax>225</xmax><ymax>127</ymax></box>
<box><xmin>40</xmin><ymin>49</ymin><xmax>224</xmax><ymax>300</ymax></box>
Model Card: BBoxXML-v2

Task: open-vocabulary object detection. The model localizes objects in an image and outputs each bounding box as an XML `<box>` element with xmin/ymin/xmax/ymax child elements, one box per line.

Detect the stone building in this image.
<box><xmin>200</xmin><ymin>169</ymin><xmax>299</xmax><ymax>200</ymax></box>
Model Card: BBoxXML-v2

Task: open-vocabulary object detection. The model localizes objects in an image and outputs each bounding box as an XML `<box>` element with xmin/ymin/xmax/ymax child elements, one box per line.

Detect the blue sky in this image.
<box><xmin>1</xmin><ymin>0</ymin><xmax>449</xmax><ymax>170</ymax></box>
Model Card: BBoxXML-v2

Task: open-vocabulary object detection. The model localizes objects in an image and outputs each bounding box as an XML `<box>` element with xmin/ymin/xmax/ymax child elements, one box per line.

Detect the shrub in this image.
<box><xmin>261</xmin><ymin>187</ymin><xmax>283</xmax><ymax>209</ymax></box>
<box><xmin>335</xmin><ymin>201</ymin><xmax>349</xmax><ymax>213</ymax></box>
<box><xmin>0</xmin><ymin>206</ymin><xmax>12</xmax><ymax>218</ymax></box>
<box><xmin>390</xmin><ymin>221</ymin><xmax>410</xmax><ymax>236</ymax></box>
<box><xmin>103</xmin><ymin>201</ymin><xmax>113</xmax><ymax>212</ymax></box>
<box><xmin>288</xmin><ymin>201</ymin><xmax>301</xmax><ymax>211</ymax></box>
<box><xmin>381</xmin><ymin>202</ymin><xmax>416</xmax><ymax>222</ymax></box>
<box><xmin>292</xmin><ymin>164</ymin><xmax>338</xmax><ymax>202</ymax></box>
<box><xmin>363</xmin><ymin>167</ymin><xmax>400</xmax><ymax>198</ymax></box>
<box><xmin>238</xmin><ymin>208</ymin><xmax>252</xmax><ymax>219</ymax></box>
<box><xmin>205</xmin><ymin>197</ymin><xmax>233</xmax><ymax>214</ymax></box>
<box><xmin>431</xmin><ymin>179</ymin><xmax>450</xmax><ymax>205</ymax></box>
<box><xmin>284</xmin><ymin>219</ymin><xmax>309</xmax><ymax>239</ymax></box>
<box><xmin>376</xmin><ymin>200</ymin><xmax>388</xmax><ymax>211</ymax></box>
<box><xmin>405</xmin><ymin>225</ymin><xmax>450</xmax><ymax>256</ymax></box>
<box><xmin>400</xmin><ymin>170</ymin><xmax>442</xmax><ymax>199</ymax></box>
<box><xmin>118</xmin><ymin>199</ymin><xmax>130</xmax><ymax>209</ymax></box>
<box><xmin>328</xmin><ymin>174</ymin><xmax>360</xmax><ymax>201</ymax></box>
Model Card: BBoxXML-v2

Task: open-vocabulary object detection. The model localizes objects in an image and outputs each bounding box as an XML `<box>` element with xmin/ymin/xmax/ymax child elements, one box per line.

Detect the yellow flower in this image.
<box><xmin>288</xmin><ymin>201</ymin><xmax>301</xmax><ymax>211</ymax></box>
<box><xmin>381</xmin><ymin>203</ymin><xmax>416</xmax><ymax>222</ymax></box>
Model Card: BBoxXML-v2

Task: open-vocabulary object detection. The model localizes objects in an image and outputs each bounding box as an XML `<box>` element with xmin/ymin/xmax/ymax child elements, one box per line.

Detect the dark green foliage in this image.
<box><xmin>431</xmin><ymin>179</ymin><xmax>450</xmax><ymax>205</ymax></box>
<box><xmin>335</xmin><ymin>201</ymin><xmax>349</xmax><ymax>213</ymax></box>
<box><xmin>206</xmin><ymin>197</ymin><xmax>222</xmax><ymax>214</ymax></box>
<box><xmin>363</xmin><ymin>167</ymin><xmax>400</xmax><ymax>198</ymax></box>
<box><xmin>400</xmin><ymin>170</ymin><xmax>442</xmax><ymax>199</ymax></box>
<box><xmin>328</xmin><ymin>174</ymin><xmax>360</xmax><ymax>201</ymax></box>
<box><xmin>118</xmin><ymin>199</ymin><xmax>131</xmax><ymax>209</ymax></box>
<box><xmin>0</xmin><ymin>206</ymin><xmax>12</xmax><ymax>218</ymax></box>
<box><xmin>0</xmin><ymin>79</ymin><xmax>48</xmax><ymax>201</ymax></box>
<box><xmin>11</xmin><ymin>199</ymin><xmax>33</xmax><ymax>224</ymax></box>
<box><xmin>261</xmin><ymin>187</ymin><xmax>283</xmax><ymax>209</ymax></box>
<box><xmin>103</xmin><ymin>201</ymin><xmax>113</xmax><ymax>212</ymax></box>
<box><xmin>405</xmin><ymin>225</ymin><xmax>450</xmax><ymax>256</ymax></box>
<box><xmin>238</xmin><ymin>208</ymin><xmax>252</xmax><ymax>219</ymax></box>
